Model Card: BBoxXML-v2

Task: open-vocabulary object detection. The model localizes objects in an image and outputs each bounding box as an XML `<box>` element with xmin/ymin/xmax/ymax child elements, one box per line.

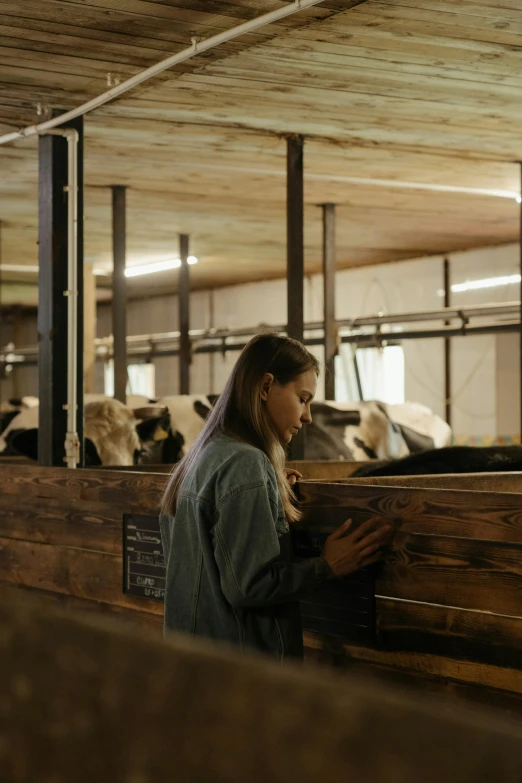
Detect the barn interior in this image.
<box><xmin>2</xmin><ymin>0</ymin><xmax>522</xmax><ymax>775</ymax></box>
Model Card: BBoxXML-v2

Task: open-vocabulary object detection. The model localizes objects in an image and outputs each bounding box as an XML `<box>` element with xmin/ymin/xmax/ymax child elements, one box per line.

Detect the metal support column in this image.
<box><xmin>287</xmin><ymin>135</ymin><xmax>304</xmax><ymax>344</ymax></box>
<box><xmin>179</xmin><ymin>233</ymin><xmax>190</xmax><ymax>394</ymax></box>
<box><xmin>287</xmin><ymin>135</ymin><xmax>305</xmax><ymax>458</ymax></box>
<box><xmin>444</xmin><ymin>257</ymin><xmax>452</xmax><ymax>428</ymax></box>
<box><xmin>322</xmin><ymin>203</ymin><xmax>336</xmax><ymax>400</ymax></box>
<box><xmin>38</xmin><ymin>114</ymin><xmax>84</xmax><ymax>466</ymax></box>
<box><xmin>519</xmin><ymin>163</ymin><xmax>522</xmax><ymax>442</ymax></box>
<box><xmin>111</xmin><ymin>185</ymin><xmax>127</xmax><ymax>403</ymax></box>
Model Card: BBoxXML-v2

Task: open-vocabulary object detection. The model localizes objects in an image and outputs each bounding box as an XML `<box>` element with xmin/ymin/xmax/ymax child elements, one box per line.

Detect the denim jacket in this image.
<box><xmin>159</xmin><ymin>434</ymin><xmax>331</xmax><ymax>660</ymax></box>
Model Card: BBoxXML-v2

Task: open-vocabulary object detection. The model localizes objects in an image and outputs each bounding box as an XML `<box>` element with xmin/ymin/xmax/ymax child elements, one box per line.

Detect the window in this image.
<box><xmin>336</xmin><ymin>344</ymin><xmax>405</xmax><ymax>404</ymax></box>
<box><xmin>104</xmin><ymin>361</ymin><xmax>155</xmax><ymax>399</ymax></box>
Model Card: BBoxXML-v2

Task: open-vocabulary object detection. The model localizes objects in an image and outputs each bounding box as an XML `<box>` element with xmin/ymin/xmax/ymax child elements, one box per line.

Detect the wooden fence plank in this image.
<box><xmin>378</xmin><ymin>532</ymin><xmax>522</xmax><ymax>616</ymax></box>
<box><xmin>0</xmin><ymin>465</ymin><xmax>166</xmax><ymax>508</ymax></box>
<box><xmin>0</xmin><ymin>494</ymin><xmax>123</xmax><ymax>553</ymax></box>
<box><xmin>297</xmin><ymin>482</ymin><xmax>522</xmax><ymax>543</ymax></box>
<box><xmin>303</xmin><ymin>632</ymin><xmax>522</xmax><ymax>695</ymax></box>
<box><xmin>376</xmin><ymin>598</ymin><xmax>522</xmax><ymax>669</ymax></box>
<box><xmin>0</xmin><ymin>537</ymin><xmax>162</xmax><ymax>615</ymax></box>
<box><xmin>339</xmin><ymin>473</ymin><xmax>522</xmax><ymax>493</ymax></box>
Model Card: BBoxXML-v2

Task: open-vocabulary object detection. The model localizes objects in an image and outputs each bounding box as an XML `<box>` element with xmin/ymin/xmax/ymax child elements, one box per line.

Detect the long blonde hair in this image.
<box><xmin>160</xmin><ymin>333</ymin><xmax>319</xmax><ymax>522</ymax></box>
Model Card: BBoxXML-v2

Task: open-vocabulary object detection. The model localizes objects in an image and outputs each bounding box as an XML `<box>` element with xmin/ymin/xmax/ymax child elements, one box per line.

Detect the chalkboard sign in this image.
<box><xmin>292</xmin><ymin>529</ymin><xmax>376</xmax><ymax>644</ymax></box>
<box><xmin>122</xmin><ymin>514</ymin><xmax>375</xmax><ymax>643</ymax></box>
<box><xmin>123</xmin><ymin>514</ymin><xmax>165</xmax><ymax>602</ymax></box>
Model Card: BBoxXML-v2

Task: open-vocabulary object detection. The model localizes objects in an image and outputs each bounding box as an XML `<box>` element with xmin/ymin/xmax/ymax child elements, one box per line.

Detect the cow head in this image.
<box><xmin>3</xmin><ymin>399</ymin><xmax>170</xmax><ymax>467</ymax></box>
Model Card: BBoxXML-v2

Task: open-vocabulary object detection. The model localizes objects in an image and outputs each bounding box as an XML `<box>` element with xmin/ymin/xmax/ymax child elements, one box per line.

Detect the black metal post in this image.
<box><xmin>322</xmin><ymin>203</ymin><xmax>336</xmax><ymax>400</ymax></box>
<box><xmin>287</xmin><ymin>135</ymin><xmax>305</xmax><ymax>459</ymax></box>
<box><xmin>444</xmin><ymin>257</ymin><xmax>452</xmax><ymax>428</ymax></box>
<box><xmin>179</xmin><ymin>234</ymin><xmax>190</xmax><ymax>394</ymax></box>
<box><xmin>111</xmin><ymin>186</ymin><xmax>127</xmax><ymax>403</ymax></box>
<box><xmin>287</xmin><ymin>135</ymin><xmax>304</xmax><ymax>344</ymax></box>
<box><xmin>519</xmin><ymin>163</ymin><xmax>522</xmax><ymax>442</ymax></box>
<box><xmin>38</xmin><ymin>114</ymin><xmax>84</xmax><ymax>467</ymax></box>
<box><xmin>353</xmin><ymin>347</ymin><xmax>364</xmax><ymax>401</ymax></box>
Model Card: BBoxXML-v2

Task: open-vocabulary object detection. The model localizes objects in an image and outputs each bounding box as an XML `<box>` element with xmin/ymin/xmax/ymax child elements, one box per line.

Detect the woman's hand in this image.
<box><xmin>321</xmin><ymin>517</ymin><xmax>392</xmax><ymax>578</ymax></box>
<box><xmin>285</xmin><ymin>468</ymin><xmax>303</xmax><ymax>487</ymax></box>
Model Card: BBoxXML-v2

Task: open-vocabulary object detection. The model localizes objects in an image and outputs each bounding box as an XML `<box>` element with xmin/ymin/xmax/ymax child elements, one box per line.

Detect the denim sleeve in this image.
<box><xmin>213</xmin><ymin>479</ymin><xmax>330</xmax><ymax>608</ymax></box>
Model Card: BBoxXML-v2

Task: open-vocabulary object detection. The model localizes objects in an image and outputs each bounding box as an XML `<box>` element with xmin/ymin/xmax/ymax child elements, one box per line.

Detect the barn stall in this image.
<box><xmin>2</xmin><ymin>0</ymin><xmax>522</xmax><ymax>774</ymax></box>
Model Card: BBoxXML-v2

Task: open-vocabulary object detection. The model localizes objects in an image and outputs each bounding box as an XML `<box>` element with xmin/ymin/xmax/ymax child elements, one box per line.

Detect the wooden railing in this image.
<box><xmin>2</xmin><ymin>463</ymin><xmax>522</xmax><ymax>715</ymax></box>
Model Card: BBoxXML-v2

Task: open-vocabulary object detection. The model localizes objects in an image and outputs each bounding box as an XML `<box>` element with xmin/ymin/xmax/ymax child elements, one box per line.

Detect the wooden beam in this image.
<box><xmin>179</xmin><ymin>233</ymin><xmax>190</xmax><ymax>395</ymax></box>
<box><xmin>111</xmin><ymin>185</ymin><xmax>127</xmax><ymax>403</ymax></box>
<box><xmin>38</xmin><ymin>114</ymin><xmax>84</xmax><ymax>467</ymax></box>
<box><xmin>84</xmin><ymin>264</ymin><xmax>96</xmax><ymax>394</ymax></box>
<box><xmin>322</xmin><ymin>203</ymin><xmax>336</xmax><ymax>400</ymax></box>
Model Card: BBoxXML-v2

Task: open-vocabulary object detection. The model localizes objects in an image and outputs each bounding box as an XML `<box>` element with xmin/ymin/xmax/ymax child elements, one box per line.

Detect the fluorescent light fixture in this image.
<box><xmin>125</xmin><ymin>258</ymin><xmax>181</xmax><ymax>278</ymax></box>
<box><xmin>517</xmin><ymin>195</ymin><xmax>522</xmax><ymax>204</ymax></box>
<box><xmin>124</xmin><ymin>256</ymin><xmax>199</xmax><ymax>277</ymax></box>
<box><xmin>451</xmin><ymin>274</ymin><xmax>521</xmax><ymax>293</ymax></box>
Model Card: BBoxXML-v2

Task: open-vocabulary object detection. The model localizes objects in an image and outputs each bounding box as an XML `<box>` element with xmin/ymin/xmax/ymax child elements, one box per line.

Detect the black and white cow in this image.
<box><xmin>138</xmin><ymin>396</ymin><xmax>450</xmax><ymax>464</ymax></box>
<box><xmin>0</xmin><ymin>395</ymin><xmax>169</xmax><ymax>466</ymax></box>
<box><xmin>304</xmin><ymin>401</ymin><xmax>450</xmax><ymax>460</ymax></box>
<box><xmin>350</xmin><ymin>445</ymin><xmax>522</xmax><ymax>477</ymax></box>
<box><xmin>139</xmin><ymin>394</ymin><xmax>218</xmax><ymax>464</ymax></box>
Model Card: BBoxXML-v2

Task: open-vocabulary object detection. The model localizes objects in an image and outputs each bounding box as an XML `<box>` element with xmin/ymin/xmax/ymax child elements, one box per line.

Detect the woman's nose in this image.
<box><xmin>301</xmin><ymin>407</ymin><xmax>312</xmax><ymax>424</ymax></box>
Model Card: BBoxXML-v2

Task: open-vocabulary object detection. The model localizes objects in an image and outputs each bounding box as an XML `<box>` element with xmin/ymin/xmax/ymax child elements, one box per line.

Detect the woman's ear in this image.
<box><xmin>260</xmin><ymin>373</ymin><xmax>274</xmax><ymax>401</ymax></box>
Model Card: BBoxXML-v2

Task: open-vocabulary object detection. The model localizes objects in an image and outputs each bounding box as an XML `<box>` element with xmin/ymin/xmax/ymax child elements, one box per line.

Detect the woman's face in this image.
<box><xmin>261</xmin><ymin>369</ymin><xmax>317</xmax><ymax>445</ymax></box>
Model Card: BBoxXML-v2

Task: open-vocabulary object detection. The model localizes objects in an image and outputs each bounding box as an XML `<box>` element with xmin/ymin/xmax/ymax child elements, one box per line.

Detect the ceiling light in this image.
<box><xmin>125</xmin><ymin>258</ymin><xmax>181</xmax><ymax>278</ymax></box>
<box><xmin>517</xmin><ymin>195</ymin><xmax>522</xmax><ymax>204</ymax></box>
<box><xmin>188</xmin><ymin>256</ymin><xmax>198</xmax><ymax>265</ymax></box>
<box><xmin>451</xmin><ymin>274</ymin><xmax>521</xmax><ymax>293</ymax></box>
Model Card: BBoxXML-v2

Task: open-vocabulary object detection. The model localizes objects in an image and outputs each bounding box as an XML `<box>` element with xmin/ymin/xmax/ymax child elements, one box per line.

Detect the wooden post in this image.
<box><xmin>287</xmin><ymin>136</ymin><xmax>306</xmax><ymax>459</ymax></box>
<box><xmin>38</xmin><ymin>115</ymin><xmax>84</xmax><ymax>467</ymax></box>
<box><xmin>179</xmin><ymin>233</ymin><xmax>190</xmax><ymax>395</ymax></box>
<box><xmin>111</xmin><ymin>186</ymin><xmax>127</xmax><ymax>403</ymax></box>
<box><xmin>322</xmin><ymin>203</ymin><xmax>336</xmax><ymax>400</ymax></box>
<box><xmin>444</xmin><ymin>257</ymin><xmax>452</xmax><ymax>428</ymax></box>
<box><xmin>84</xmin><ymin>264</ymin><xmax>96</xmax><ymax>394</ymax></box>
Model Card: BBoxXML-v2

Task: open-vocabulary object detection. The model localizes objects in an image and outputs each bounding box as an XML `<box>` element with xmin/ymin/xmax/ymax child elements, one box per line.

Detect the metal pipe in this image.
<box><xmin>46</xmin><ymin>129</ymin><xmax>79</xmax><ymax>469</ymax></box>
<box><xmin>0</xmin><ymin>0</ymin><xmax>327</xmax><ymax>146</ymax></box>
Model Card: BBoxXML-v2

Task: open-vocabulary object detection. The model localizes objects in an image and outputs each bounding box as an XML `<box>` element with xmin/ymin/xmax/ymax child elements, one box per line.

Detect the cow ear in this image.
<box><xmin>8</xmin><ymin>428</ymin><xmax>39</xmax><ymax>461</ymax></box>
<box><xmin>132</xmin><ymin>406</ymin><xmax>168</xmax><ymax>420</ymax></box>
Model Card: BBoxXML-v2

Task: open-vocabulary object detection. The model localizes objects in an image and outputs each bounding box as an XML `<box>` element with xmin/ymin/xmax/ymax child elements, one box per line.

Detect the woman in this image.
<box><xmin>160</xmin><ymin>333</ymin><xmax>390</xmax><ymax>660</ymax></box>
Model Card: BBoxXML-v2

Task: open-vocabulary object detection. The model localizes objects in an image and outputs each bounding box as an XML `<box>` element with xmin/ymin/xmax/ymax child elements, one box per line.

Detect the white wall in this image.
<box><xmin>4</xmin><ymin>242</ymin><xmax>520</xmax><ymax>439</ymax></box>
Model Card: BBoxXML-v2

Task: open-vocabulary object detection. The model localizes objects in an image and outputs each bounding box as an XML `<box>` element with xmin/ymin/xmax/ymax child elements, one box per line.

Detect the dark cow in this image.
<box><xmin>351</xmin><ymin>445</ymin><xmax>522</xmax><ymax>477</ymax></box>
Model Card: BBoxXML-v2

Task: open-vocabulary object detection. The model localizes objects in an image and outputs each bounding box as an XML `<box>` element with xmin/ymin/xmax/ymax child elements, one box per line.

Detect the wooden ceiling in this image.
<box><xmin>1</xmin><ymin>0</ymin><xmax>522</xmax><ymax>303</ymax></box>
